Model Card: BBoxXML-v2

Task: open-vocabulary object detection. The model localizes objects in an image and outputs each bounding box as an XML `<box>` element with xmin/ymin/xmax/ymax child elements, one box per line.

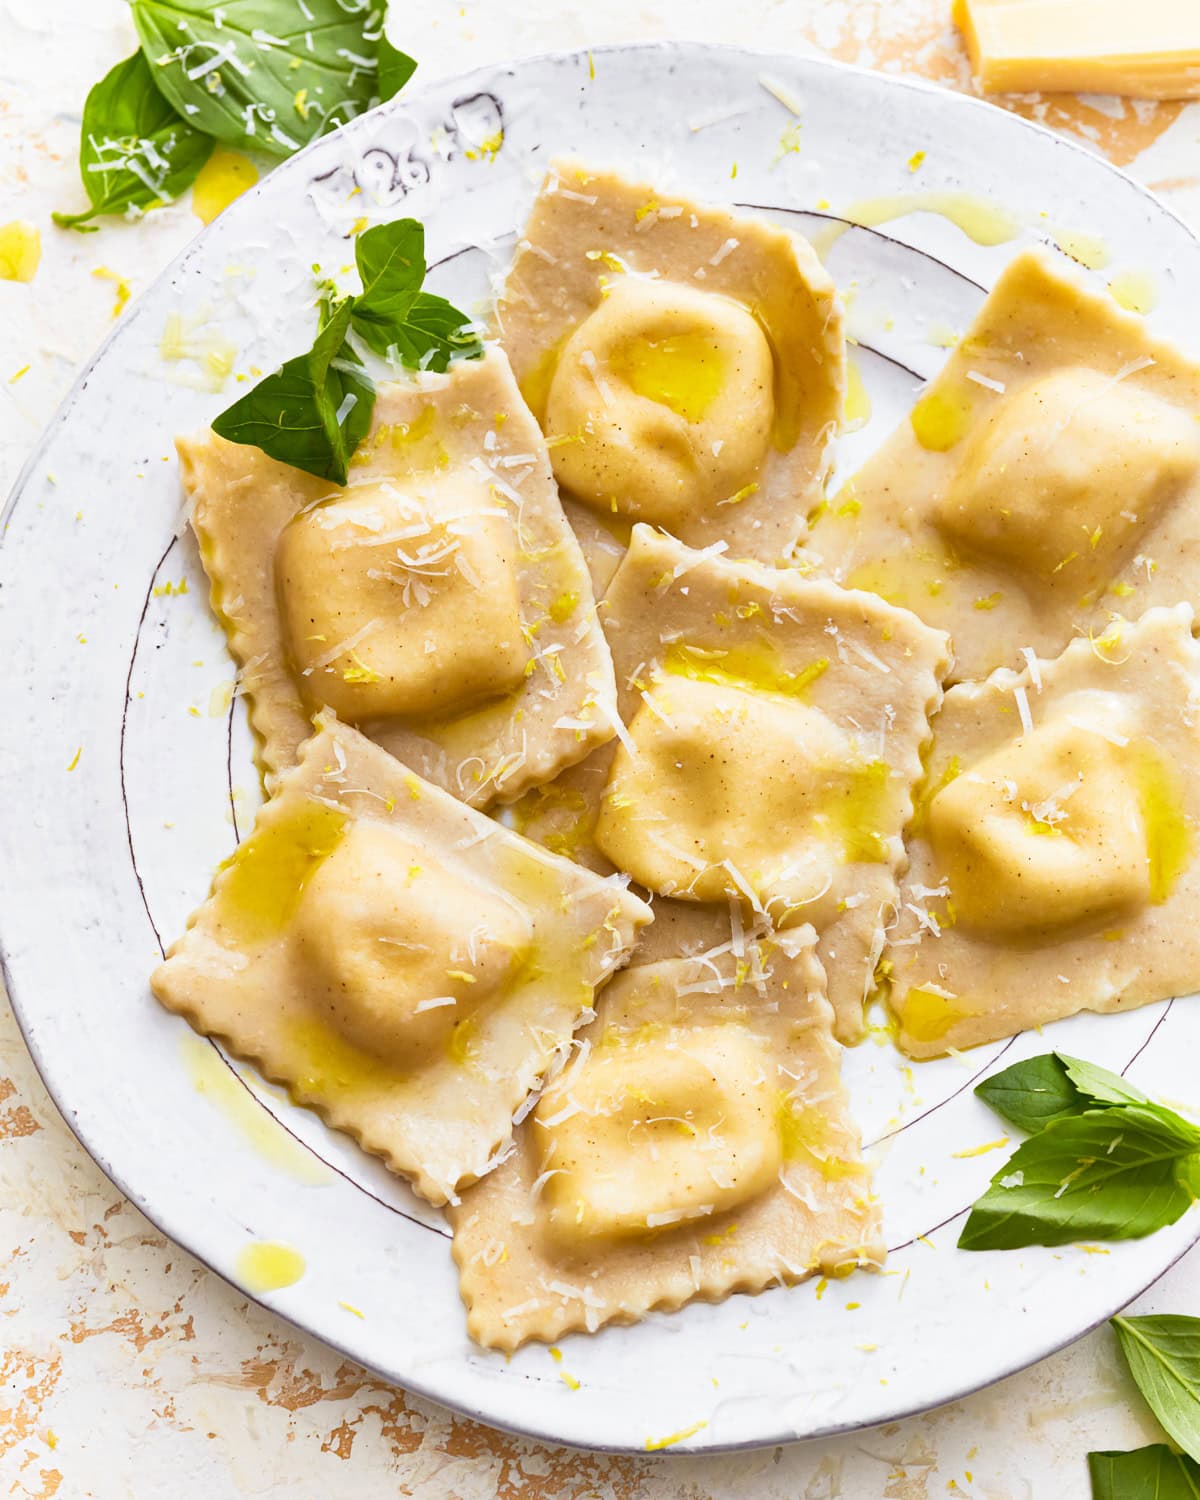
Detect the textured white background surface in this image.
<box><xmin>4</xmin><ymin>2</ymin><xmax>1200</xmax><ymax>1496</ymax></box>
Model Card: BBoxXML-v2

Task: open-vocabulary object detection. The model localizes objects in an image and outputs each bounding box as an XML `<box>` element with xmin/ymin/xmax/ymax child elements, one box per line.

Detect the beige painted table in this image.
<box><xmin>3</xmin><ymin>2</ymin><xmax>1200</xmax><ymax>1495</ymax></box>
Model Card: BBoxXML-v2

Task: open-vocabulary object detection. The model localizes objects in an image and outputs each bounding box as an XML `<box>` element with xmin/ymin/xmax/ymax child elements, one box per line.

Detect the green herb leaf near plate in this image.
<box><xmin>52</xmin><ymin>51</ymin><xmax>214</xmax><ymax>231</ymax></box>
<box><xmin>378</xmin><ymin>35</ymin><xmax>417</xmax><ymax>101</ymax></box>
<box><xmin>976</xmin><ymin>1052</ymin><xmax>1152</xmax><ymax>1136</ymax></box>
<box><xmin>958</xmin><ymin>1104</ymin><xmax>1200</xmax><ymax>1251</ymax></box>
<box><xmin>211</xmin><ymin>299</ymin><xmax>374</xmax><ymax>483</ymax></box>
<box><xmin>1088</xmin><ymin>1444</ymin><xmax>1200</xmax><ymax>1499</ymax></box>
<box><xmin>1113</xmin><ymin>1316</ymin><xmax>1200</xmax><ymax>1463</ymax></box>
<box><xmin>350</xmin><ymin>219</ymin><xmax>483</xmax><ymax>369</ymax></box>
<box><xmin>130</xmin><ymin>0</ymin><xmax>388</xmax><ymax>158</ymax></box>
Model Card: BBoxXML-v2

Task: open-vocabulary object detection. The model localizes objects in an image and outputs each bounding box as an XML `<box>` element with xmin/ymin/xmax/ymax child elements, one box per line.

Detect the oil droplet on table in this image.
<box><xmin>192</xmin><ymin>149</ymin><xmax>260</xmax><ymax>225</ymax></box>
<box><xmin>236</xmin><ymin>1240</ymin><xmax>306</xmax><ymax>1293</ymax></box>
<box><xmin>1108</xmin><ymin>269</ymin><xmax>1158</xmax><ymax>315</ymax></box>
<box><xmin>0</xmin><ymin>221</ymin><xmax>41</xmax><ymax>283</ymax></box>
<box><xmin>180</xmin><ymin>1034</ymin><xmax>332</xmax><ymax>1186</ymax></box>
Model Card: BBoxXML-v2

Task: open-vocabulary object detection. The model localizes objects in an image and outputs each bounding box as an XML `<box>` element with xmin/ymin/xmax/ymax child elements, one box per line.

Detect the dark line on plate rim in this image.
<box><xmin>429</xmin><ymin>221</ymin><xmax>937</xmax><ymax>384</ymax></box>
<box><xmin>7</xmin><ymin>42</ymin><xmax>1200</xmax><ymax>1453</ymax></box>
<box><xmin>866</xmin><ymin>1034</ymin><xmax>1018</xmax><ymax>1149</ymax></box>
<box><xmin>884</xmin><ymin>999</ymin><xmax>1177</xmax><ymax>1254</ymax></box>
<box><xmin>733</xmin><ymin>202</ymin><xmax>991</xmax><ymax>293</ymax></box>
<box><xmin>122</xmin><ymin>537</ymin><xmax>446</xmax><ymax>1238</ymax></box>
<box><xmin>1122</xmin><ymin>996</ymin><xmax>1174</xmax><ymax>1074</ymax></box>
<box><xmin>120</xmin><ymin>534</ymin><xmax>175</xmax><ymax>961</ymax></box>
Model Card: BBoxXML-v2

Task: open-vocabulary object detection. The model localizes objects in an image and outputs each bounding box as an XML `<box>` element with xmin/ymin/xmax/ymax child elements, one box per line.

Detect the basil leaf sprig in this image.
<box><xmin>52</xmin><ymin>52</ymin><xmax>215</xmax><ymax>231</ymax></box>
<box><xmin>211</xmin><ymin>218</ymin><xmax>480</xmax><ymax>483</ymax></box>
<box><xmin>212</xmin><ymin>299</ymin><xmax>373</xmax><ymax>483</ymax></box>
<box><xmin>56</xmin><ymin>2</ymin><xmax>415</xmax><ymax>230</ymax></box>
<box><xmin>976</xmin><ymin>1051</ymin><xmax>1153</xmax><ymax>1135</ymax></box>
<box><xmin>350</xmin><ymin>219</ymin><xmax>484</xmax><ymax>369</ymax></box>
<box><xmin>1088</xmin><ymin>1444</ymin><xmax>1200</xmax><ymax>1499</ymax></box>
<box><xmin>959</xmin><ymin>1052</ymin><xmax>1200</xmax><ymax>1251</ymax></box>
<box><xmin>130</xmin><ymin>0</ymin><xmax>413</xmax><ymax>159</ymax></box>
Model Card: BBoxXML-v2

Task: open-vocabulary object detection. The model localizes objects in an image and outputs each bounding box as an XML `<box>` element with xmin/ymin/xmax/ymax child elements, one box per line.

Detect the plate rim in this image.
<box><xmin>4</xmin><ymin>38</ymin><xmax>1200</xmax><ymax>1456</ymax></box>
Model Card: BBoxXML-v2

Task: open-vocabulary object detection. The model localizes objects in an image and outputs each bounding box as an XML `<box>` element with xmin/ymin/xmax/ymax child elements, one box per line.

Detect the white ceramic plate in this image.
<box><xmin>4</xmin><ymin>41</ymin><xmax>1200</xmax><ymax>1455</ymax></box>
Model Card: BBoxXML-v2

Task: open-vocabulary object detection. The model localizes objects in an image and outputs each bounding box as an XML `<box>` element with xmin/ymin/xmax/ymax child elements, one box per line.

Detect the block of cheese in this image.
<box><xmin>953</xmin><ymin>0</ymin><xmax>1200</xmax><ymax>98</ymax></box>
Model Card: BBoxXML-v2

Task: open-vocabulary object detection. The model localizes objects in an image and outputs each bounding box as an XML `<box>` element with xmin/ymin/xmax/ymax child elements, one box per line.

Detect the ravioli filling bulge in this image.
<box><xmin>545</xmin><ymin>277</ymin><xmax>775</xmax><ymax>528</ymax></box>
<box><xmin>935</xmin><ymin>366</ymin><xmax>1200</xmax><ymax>591</ymax></box>
<box><xmin>448</xmin><ymin>936</ymin><xmax>883</xmax><ymax>1351</ymax></box>
<box><xmin>277</xmin><ymin>471</ymin><xmax>529</xmax><ymax>722</ymax></box>
<box><xmin>888</xmin><ymin>606</ymin><xmax>1200</xmax><ymax>1059</ymax></box>
<box><xmin>926</xmin><ymin>699</ymin><xmax>1151</xmax><ymax>937</ymax></box>
<box><xmin>293</xmin><ymin>820</ymin><xmax>532</xmax><ymax>1065</ymax></box>
<box><xmin>594</xmin><ymin>672</ymin><xmax>848</xmax><ymax>915</ymax></box>
<box><xmin>496</xmin><ymin>159</ymin><xmax>844</xmax><ymax>568</ymax></box>
<box><xmin>181</xmin><ymin>346</ymin><xmax>617</xmax><ymax>806</ymax></box>
<box><xmin>150</xmin><ymin>721</ymin><xmax>652</xmax><ymax>1204</ymax></box>
<box><xmin>535</xmin><ymin>1024</ymin><xmax>781</xmax><ymax>1244</ymax></box>
<box><xmin>802</xmin><ymin>250</ymin><xmax>1200</xmax><ymax>682</ymax></box>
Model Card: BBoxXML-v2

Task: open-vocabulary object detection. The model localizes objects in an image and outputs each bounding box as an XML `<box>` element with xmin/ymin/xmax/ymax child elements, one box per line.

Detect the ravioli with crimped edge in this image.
<box><xmin>496</xmin><ymin>157</ymin><xmax>845</xmax><ymax>593</ymax></box>
<box><xmin>801</xmin><ymin>249</ymin><xmax>1200</xmax><ymax>684</ymax></box>
<box><xmin>179</xmin><ymin>345</ymin><xmax>617</xmax><ymax>807</ymax></box>
<box><xmin>450</xmin><ymin>928</ymin><xmax>882</xmax><ymax>1351</ymax></box>
<box><xmin>889</xmin><ymin>605</ymin><xmax>1200</xmax><ymax>1058</ymax></box>
<box><xmin>150</xmin><ymin>718</ymin><xmax>651</xmax><ymax>1205</ymax></box>
<box><xmin>512</xmin><ymin>523</ymin><xmax>949</xmax><ymax>1044</ymax></box>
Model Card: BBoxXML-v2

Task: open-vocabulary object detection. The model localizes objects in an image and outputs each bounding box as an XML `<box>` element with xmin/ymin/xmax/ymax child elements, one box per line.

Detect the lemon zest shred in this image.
<box><xmin>951</xmin><ymin>1136</ymin><xmax>1010</xmax><ymax>1159</ymax></box>
<box><xmin>645</xmin><ymin>1419</ymin><xmax>708</xmax><ymax>1451</ymax></box>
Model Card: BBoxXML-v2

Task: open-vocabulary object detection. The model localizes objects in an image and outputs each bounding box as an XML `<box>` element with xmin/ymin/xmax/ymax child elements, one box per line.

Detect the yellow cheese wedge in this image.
<box><xmin>953</xmin><ymin>0</ymin><xmax>1200</xmax><ymax>98</ymax></box>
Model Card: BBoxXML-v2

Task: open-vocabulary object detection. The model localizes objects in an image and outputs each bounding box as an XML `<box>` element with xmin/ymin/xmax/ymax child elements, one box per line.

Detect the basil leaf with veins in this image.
<box><xmin>958</xmin><ymin>1104</ymin><xmax>1200</xmax><ymax>1251</ymax></box>
<box><xmin>211</xmin><ymin>299</ymin><xmax>374</xmax><ymax>484</ymax></box>
<box><xmin>52</xmin><ymin>51</ymin><xmax>213</xmax><ymax>231</ymax></box>
<box><xmin>1088</xmin><ymin>1444</ymin><xmax>1200</xmax><ymax>1499</ymax></box>
<box><xmin>130</xmin><ymin>0</ymin><xmax>391</xmax><ymax>158</ymax></box>
<box><xmin>350</xmin><ymin>219</ymin><xmax>483</xmax><ymax>370</ymax></box>
<box><xmin>975</xmin><ymin>1051</ymin><xmax>1153</xmax><ymax>1137</ymax></box>
<box><xmin>1113</xmin><ymin>1316</ymin><xmax>1200</xmax><ymax>1464</ymax></box>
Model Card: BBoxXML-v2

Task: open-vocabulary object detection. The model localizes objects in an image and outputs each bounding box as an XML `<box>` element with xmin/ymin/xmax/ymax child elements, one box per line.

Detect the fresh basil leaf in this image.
<box><xmin>976</xmin><ymin>1052</ymin><xmax>1153</xmax><ymax>1136</ymax></box>
<box><xmin>378</xmin><ymin>34</ymin><xmax>417</xmax><ymax>101</ymax></box>
<box><xmin>1113</xmin><ymin>1316</ymin><xmax>1200</xmax><ymax>1463</ymax></box>
<box><xmin>357</xmin><ymin>290</ymin><xmax>483</xmax><ymax>370</ymax></box>
<box><xmin>52</xmin><ymin>51</ymin><xmax>213</xmax><ymax>230</ymax></box>
<box><xmin>1062</xmin><ymin>1054</ymin><xmax>1155</xmax><ymax>1111</ymax></box>
<box><xmin>211</xmin><ymin>299</ymin><xmax>374</xmax><ymax>483</ymax></box>
<box><xmin>976</xmin><ymin>1054</ymin><xmax>1090</xmax><ymax>1135</ymax></box>
<box><xmin>350</xmin><ymin>219</ymin><xmax>481</xmax><ymax>370</ymax></box>
<box><xmin>354</xmin><ymin>219</ymin><xmax>425</xmax><ymax>309</ymax></box>
<box><xmin>131</xmin><ymin>0</ymin><xmax>387</xmax><ymax>158</ymax></box>
<box><xmin>958</xmin><ymin>1105</ymin><xmax>1200</xmax><ymax>1251</ymax></box>
<box><xmin>1088</xmin><ymin>1444</ymin><xmax>1200</xmax><ymax>1499</ymax></box>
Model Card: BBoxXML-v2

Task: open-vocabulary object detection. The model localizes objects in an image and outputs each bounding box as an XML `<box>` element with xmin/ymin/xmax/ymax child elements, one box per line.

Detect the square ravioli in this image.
<box><xmin>450</xmin><ymin>928</ymin><xmax>882</xmax><ymax>1351</ymax></box>
<box><xmin>889</xmin><ymin>605</ymin><xmax>1200</xmax><ymax>1059</ymax></box>
<box><xmin>513</xmin><ymin>524</ymin><xmax>949</xmax><ymax>1042</ymax></box>
<box><xmin>179</xmin><ymin>345</ymin><xmax>618</xmax><ymax>807</ymax></box>
<box><xmin>803</xmin><ymin>249</ymin><xmax>1200</xmax><ymax>683</ymax></box>
<box><xmin>496</xmin><ymin>157</ymin><xmax>845</xmax><ymax>593</ymax></box>
<box><xmin>150</xmin><ymin>719</ymin><xmax>651</xmax><ymax>1205</ymax></box>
